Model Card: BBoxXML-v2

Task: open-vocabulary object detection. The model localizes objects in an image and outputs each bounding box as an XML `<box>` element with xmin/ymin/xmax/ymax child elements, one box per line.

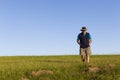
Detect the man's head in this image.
<box><xmin>81</xmin><ymin>26</ymin><xmax>87</xmax><ymax>34</ymax></box>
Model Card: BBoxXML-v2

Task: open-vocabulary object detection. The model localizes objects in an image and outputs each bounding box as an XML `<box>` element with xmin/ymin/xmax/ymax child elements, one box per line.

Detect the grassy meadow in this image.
<box><xmin>0</xmin><ymin>55</ymin><xmax>120</xmax><ymax>80</ymax></box>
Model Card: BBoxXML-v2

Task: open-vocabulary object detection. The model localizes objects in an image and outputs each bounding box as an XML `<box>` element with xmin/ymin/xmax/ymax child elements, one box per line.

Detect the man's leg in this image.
<box><xmin>86</xmin><ymin>54</ymin><xmax>90</xmax><ymax>63</ymax></box>
<box><xmin>80</xmin><ymin>48</ymin><xmax>85</xmax><ymax>62</ymax></box>
<box><xmin>86</xmin><ymin>47</ymin><xmax>91</xmax><ymax>63</ymax></box>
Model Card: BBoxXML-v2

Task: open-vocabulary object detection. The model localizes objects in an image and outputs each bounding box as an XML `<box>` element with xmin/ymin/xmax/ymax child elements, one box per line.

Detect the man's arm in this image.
<box><xmin>89</xmin><ymin>39</ymin><xmax>92</xmax><ymax>45</ymax></box>
<box><xmin>77</xmin><ymin>40</ymin><xmax>80</xmax><ymax>45</ymax></box>
<box><xmin>88</xmin><ymin>33</ymin><xmax>92</xmax><ymax>45</ymax></box>
<box><xmin>77</xmin><ymin>34</ymin><xmax>80</xmax><ymax>45</ymax></box>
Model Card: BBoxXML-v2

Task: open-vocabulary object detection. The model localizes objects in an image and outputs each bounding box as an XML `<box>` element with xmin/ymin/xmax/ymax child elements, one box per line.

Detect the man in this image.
<box><xmin>77</xmin><ymin>26</ymin><xmax>92</xmax><ymax>63</ymax></box>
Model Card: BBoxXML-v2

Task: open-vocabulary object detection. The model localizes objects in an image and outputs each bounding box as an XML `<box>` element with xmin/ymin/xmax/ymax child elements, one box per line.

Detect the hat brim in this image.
<box><xmin>81</xmin><ymin>29</ymin><xmax>87</xmax><ymax>31</ymax></box>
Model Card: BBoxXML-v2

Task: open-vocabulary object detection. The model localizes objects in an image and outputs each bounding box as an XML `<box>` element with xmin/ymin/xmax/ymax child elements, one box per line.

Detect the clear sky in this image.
<box><xmin>0</xmin><ymin>0</ymin><xmax>120</xmax><ymax>56</ymax></box>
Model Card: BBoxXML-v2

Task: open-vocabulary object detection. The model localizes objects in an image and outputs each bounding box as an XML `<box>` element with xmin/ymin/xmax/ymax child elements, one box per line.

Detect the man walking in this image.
<box><xmin>77</xmin><ymin>26</ymin><xmax>92</xmax><ymax>63</ymax></box>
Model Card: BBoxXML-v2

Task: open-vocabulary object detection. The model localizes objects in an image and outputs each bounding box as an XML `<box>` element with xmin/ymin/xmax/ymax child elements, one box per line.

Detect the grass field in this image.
<box><xmin>0</xmin><ymin>55</ymin><xmax>120</xmax><ymax>80</ymax></box>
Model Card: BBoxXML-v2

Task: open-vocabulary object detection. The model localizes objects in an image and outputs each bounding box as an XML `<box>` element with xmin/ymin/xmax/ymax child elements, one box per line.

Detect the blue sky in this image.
<box><xmin>0</xmin><ymin>0</ymin><xmax>120</xmax><ymax>56</ymax></box>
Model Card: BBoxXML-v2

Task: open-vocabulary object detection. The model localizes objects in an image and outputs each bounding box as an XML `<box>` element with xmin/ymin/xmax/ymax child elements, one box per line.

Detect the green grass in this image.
<box><xmin>0</xmin><ymin>55</ymin><xmax>120</xmax><ymax>80</ymax></box>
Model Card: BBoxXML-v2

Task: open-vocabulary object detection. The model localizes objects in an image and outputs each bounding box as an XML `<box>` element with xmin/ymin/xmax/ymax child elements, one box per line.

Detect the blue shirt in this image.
<box><xmin>77</xmin><ymin>32</ymin><xmax>92</xmax><ymax>48</ymax></box>
<box><xmin>77</xmin><ymin>32</ymin><xmax>92</xmax><ymax>41</ymax></box>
